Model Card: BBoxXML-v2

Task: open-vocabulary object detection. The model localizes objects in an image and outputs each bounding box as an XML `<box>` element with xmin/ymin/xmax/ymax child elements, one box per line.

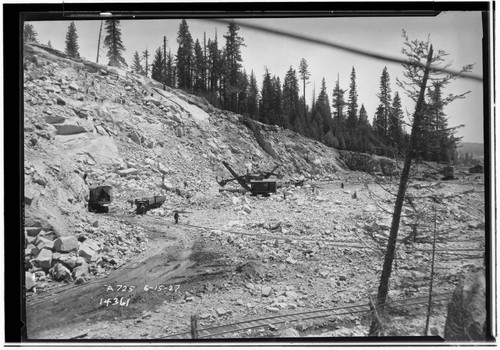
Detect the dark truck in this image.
<box><xmin>88</xmin><ymin>185</ymin><xmax>112</xmax><ymax>213</ymax></box>
<box><xmin>133</xmin><ymin>195</ymin><xmax>166</xmax><ymax>214</ymax></box>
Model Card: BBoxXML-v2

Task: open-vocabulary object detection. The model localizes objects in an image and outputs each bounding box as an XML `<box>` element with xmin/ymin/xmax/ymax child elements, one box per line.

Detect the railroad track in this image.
<box><xmin>161</xmin><ymin>292</ymin><xmax>452</xmax><ymax>339</ymax></box>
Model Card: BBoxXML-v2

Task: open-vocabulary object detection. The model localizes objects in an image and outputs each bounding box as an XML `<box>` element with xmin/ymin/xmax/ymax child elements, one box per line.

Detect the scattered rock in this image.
<box><xmin>50</xmin><ymin>263</ymin><xmax>72</xmax><ymax>281</ymax></box>
<box><xmin>25</xmin><ymin>227</ymin><xmax>42</xmax><ymax>237</ymax></box>
<box><xmin>116</xmin><ymin>168</ymin><xmax>140</xmax><ymax>177</ymax></box>
<box><xmin>53</xmin><ymin>236</ymin><xmax>79</xmax><ymax>253</ymax></box>
<box><xmin>69</xmin><ymin>82</ymin><xmax>80</xmax><ymax>91</ymax></box>
<box><xmin>319</xmin><ymin>270</ymin><xmax>329</xmax><ymax>278</ymax></box>
<box><xmin>78</xmin><ymin>243</ymin><xmax>98</xmax><ymax>263</ymax></box>
<box><xmin>44</xmin><ymin>114</ymin><xmax>66</xmax><ymax>124</ymax></box>
<box><xmin>35</xmin><ymin>249</ymin><xmax>53</xmax><ymax>269</ymax></box>
<box><xmin>216</xmin><ymin>308</ymin><xmax>228</xmax><ymax>316</ymax></box>
<box><xmin>242</xmin><ymin>205</ymin><xmax>252</xmax><ymax>214</ymax></box>
<box><xmin>261</xmin><ymin>286</ymin><xmax>272</xmax><ymax>297</ymax></box>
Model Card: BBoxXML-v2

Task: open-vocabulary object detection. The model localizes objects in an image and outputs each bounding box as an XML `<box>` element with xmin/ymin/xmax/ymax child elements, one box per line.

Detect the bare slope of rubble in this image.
<box><xmin>24</xmin><ymin>42</ymin><xmax>374</xmax><ymax>297</ymax></box>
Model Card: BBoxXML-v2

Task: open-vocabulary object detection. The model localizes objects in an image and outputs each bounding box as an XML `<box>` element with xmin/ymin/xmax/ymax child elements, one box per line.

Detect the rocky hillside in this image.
<box><xmin>23</xmin><ymin>43</ymin><xmax>360</xmax><ymax>239</ymax></box>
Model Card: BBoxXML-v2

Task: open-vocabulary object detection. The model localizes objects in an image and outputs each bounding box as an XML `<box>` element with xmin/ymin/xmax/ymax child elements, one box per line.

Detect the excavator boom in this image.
<box><xmin>222</xmin><ymin>161</ymin><xmax>252</xmax><ymax>192</ymax></box>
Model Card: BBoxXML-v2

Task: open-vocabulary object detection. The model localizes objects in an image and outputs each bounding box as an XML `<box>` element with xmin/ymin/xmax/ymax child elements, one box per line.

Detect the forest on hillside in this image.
<box><xmin>24</xmin><ymin>19</ymin><xmax>473</xmax><ymax>164</ymax></box>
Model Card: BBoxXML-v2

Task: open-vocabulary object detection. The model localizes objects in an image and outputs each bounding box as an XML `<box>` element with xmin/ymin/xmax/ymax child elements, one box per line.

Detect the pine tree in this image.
<box><xmin>131</xmin><ymin>50</ymin><xmax>144</xmax><ymax>75</ymax></box>
<box><xmin>64</xmin><ymin>21</ymin><xmax>80</xmax><ymax>58</ymax></box>
<box><xmin>23</xmin><ymin>23</ymin><xmax>39</xmax><ymax>43</ymax></box>
<box><xmin>142</xmin><ymin>49</ymin><xmax>150</xmax><ymax>77</ymax></box>
<box><xmin>222</xmin><ymin>21</ymin><xmax>245</xmax><ymax>112</ymax></box>
<box><xmin>298</xmin><ymin>58</ymin><xmax>311</xmax><ymax>130</ymax></box>
<box><xmin>165</xmin><ymin>49</ymin><xmax>175</xmax><ymax>87</ymax></box>
<box><xmin>282</xmin><ymin>67</ymin><xmax>301</xmax><ymax>132</ymax></box>
<box><xmin>376</xmin><ymin>67</ymin><xmax>392</xmax><ymax>139</ymax></box>
<box><xmin>237</xmin><ymin>70</ymin><xmax>249</xmax><ymax>115</ymax></box>
<box><xmin>388</xmin><ymin>91</ymin><xmax>405</xmax><ymax>150</ymax></box>
<box><xmin>193</xmin><ymin>39</ymin><xmax>205</xmax><ymax>93</ymax></box>
<box><xmin>151</xmin><ymin>47</ymin><xmax>165</xmax><ymax>83</ymax></box>
<box><xmin>207</xmin><ymin>35</ymin><xmax>220</xmax><ymax>93</ymax></box>
<box><xmin>331</xmin><ymin>77</ymin><xmax>346</xmax><ymax>132</ymax></box>
<box><xmin>272</xmin><ymin>76</ymin><xmax>283</xmax><ymax>127</ymax></box>
<box><xmin>346</xmin><ymin>67</ymin><xmax>358</xmax><ymax>131</ymax></box>
<box><xmin>422</xmin><ymin>82</ymin><xmax>459</xmax><ymax>162</ymax></box>
<box><xmin>259</xmin><ymin>67</ymin><xmax>274</xmax><ymax>125</ymax></box>
<box><xmin>245</xmin><ymin>70</ymin><xmax>259</xmax><ymax>119</ymax></box>
<box><xmin>176</xmin><ymin>19</ymin><xmax>194</xmax><ymax>91</ymax></box>
<box><xmin>315</xmin><ymin>78</ymin><xmax>332</xmax><ymax>137</ymax></box>
<box><xmin>358</xmin><ymin>104</ymin><xmax>372</xmax><ymax>151</ymax></box>
<box><xmin>104</xmin><ymin>19</ymin><xmax>127</xmax><ymax>68</ymax></box>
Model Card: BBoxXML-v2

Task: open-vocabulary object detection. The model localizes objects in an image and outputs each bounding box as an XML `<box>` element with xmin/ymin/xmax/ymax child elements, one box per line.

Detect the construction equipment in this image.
<box><xmin>216</xmin><ymin>161</ymin><xmax>279</xmax><ymax>196</ymax></box>
<box><xmin>469</xmin><ymin>164</ymin><xmax>484</xmax><ymax>174</ymax></box>
<box><xmin>88</xmin><ymin>185</ymin><xmax>112</xmax><ymax>213</ymax></box>
<box><xmin>442</xmin><ymin>166</ymin><xmax>455</xmax><ymax>180</ymax></box>
<box><xmin>131</xmin><ymin>195</ymin><xmax>166</xmax><ymax>214</ymax></box>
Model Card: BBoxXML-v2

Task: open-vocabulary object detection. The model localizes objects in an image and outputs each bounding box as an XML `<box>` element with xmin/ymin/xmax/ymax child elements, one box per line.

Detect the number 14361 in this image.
<box><xmin>99</xmin><ymin>297</ymin><xmax>130</xmax><ymax>307</ymax></box>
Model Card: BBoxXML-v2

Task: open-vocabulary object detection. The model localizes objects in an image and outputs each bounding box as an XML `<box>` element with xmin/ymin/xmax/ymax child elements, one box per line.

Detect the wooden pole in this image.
<box><xmin>425</xmin><ymin>207</ymin><xmax>438</xmax><ymax>335</ymax></box>
<box><xmin>96</xmin><ymin>20</ymin><xmax>103</xmax><ymax>63</ymax></box>
<box><xmin>190</xmin><ymin>314</ymin><xmax>199</xmax><ymax>339</ymax></box>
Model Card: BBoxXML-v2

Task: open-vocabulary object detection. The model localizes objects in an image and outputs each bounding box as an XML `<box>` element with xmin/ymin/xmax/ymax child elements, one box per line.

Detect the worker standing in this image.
<box><xmin>174</xmin><ymin>211</ymin><xmax>179</xmax><ymax>224</ymax></box>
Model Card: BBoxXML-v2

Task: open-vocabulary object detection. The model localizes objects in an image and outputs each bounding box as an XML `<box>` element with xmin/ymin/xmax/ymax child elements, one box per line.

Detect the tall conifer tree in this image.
<box><xmin>104</xmin><ymin>19</ymin><xmax>127</xmax><ymax>67</ymax></box>
<box><xmin>346</xmin><ymin>67</ymin><xmax>358</xmax><ymax>130</ymax></box>
<box><xmin>131</xmin><ymin>50</ymin><xmax>144</xmax><ymax>75</ymax></box>
<box><xmin>151</xmin><ymin>47</ymin><xmax>165</xmax><ymax>82</ymax></box>
<box><xmin>282</xmin><ymin>67</ymin><xmax>301</xmax><ymax>132</ymax></box>
<box><xmin>246</xmin><ymin>70</ymin><xmax>259</xmax><ymax>119</ymax></box>
<box><xmin>223</xmin><ymin>21</ymin><xmax>245</xmax><ymax>112</ymax></box>
<box><xmin>23</xmin><ymin>23</ymin><xmax>39</xmax><ymax>43</ymax></box>
<box><xmin>332</xmin><ymin>77</ymin><xmax>346</xmax><ymax>131</ymax></box>
<box><xmin>176</xmin><ymin>19</ymin><xmax>194</xmax><ymax>90</ymax></box>
<box><xmin>65</xmin><ymin>21</ymin><xmax>80</xmax><ymax>58</ymax></box>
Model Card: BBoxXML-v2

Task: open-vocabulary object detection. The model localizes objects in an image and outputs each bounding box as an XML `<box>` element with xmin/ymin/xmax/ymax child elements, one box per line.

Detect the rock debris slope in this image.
<box><xmin>22</xmin><ymin>42</ymin><xmax>356</xmax><ymax>289</ymax></box>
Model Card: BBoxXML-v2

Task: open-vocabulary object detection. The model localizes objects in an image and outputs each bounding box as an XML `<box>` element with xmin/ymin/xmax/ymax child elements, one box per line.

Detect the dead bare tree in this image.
<box><xmin>369</xmin><ymin>32</ymin><xmax>474</xmax><ymax>336</ymax></box>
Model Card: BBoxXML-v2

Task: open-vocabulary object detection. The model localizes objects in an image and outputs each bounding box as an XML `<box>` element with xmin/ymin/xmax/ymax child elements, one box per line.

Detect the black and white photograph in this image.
<box><xmin>8</xmin><ymin>1</ymin><xmax>495</xmax><ymax>346</ymax></box>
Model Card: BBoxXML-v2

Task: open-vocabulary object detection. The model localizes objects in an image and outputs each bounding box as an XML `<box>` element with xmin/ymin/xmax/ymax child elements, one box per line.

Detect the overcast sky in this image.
<box><xmin>29</xmin><ymin>11</ymin><xmax>484</xmax><ymax>143</ymax></box>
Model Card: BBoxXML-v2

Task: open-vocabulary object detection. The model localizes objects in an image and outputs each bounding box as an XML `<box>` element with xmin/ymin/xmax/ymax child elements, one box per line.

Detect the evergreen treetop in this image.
<box><xmin>104</xmin><ymin>19</ymin><xmax>127</xmax><ymax>68</ymax></box>
<box><xmin>65</xmin><ymin>21</ymin><xmax>80</xmax><ymax>59</ymax></box>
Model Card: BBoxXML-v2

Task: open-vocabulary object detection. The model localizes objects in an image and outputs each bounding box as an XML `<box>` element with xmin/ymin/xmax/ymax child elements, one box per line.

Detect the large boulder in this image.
<box><xmin>35</xmin><ymin>248</ymin><xmax>53</xmax><ymax>269</ymax></box>
<box><xmin>53</xmin><ymin>118</ymin><xmax>93</xmax><ymax>135</ymax></box>
<box><xmin>78</xmin><ymin>243</ymin><xmax>98</xmax><ymax>263</ymax></box>
<box><xmin>34</xmin><ymin>236</ymin><xmax>54</xmax><ymax>251</ymax></box>
<box><xmin>158</xmin><ymin>162</ymin><xmax>169</xmax><ymax>175</ymax></box>
<box><xmin>72</xmin><ymin>261</ymin><xmax>89</xmax><ymax>280</ymax></box>
<box><xmin>53</xmin><ymin>236</ymin><xmax>79</xmax><ymax>253</ymax></box>
<box><xmin>44</xmin><ymin>114</ymin><xmax>66</xmax><ymax>124</ymax></box>
<box><xmin>444</xmin><ymin>270</ymin><xmax>486</xmax><ymax>341</ymax></box>
<box><xmin>25</xmin><ymin>193</ymin><xmax>70</xmax><ymax>237</ymax></box>
<box><xmin>50</xmin><ymin>263</ymin><xmax>72</xmax><ymax>281</ymax></box>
